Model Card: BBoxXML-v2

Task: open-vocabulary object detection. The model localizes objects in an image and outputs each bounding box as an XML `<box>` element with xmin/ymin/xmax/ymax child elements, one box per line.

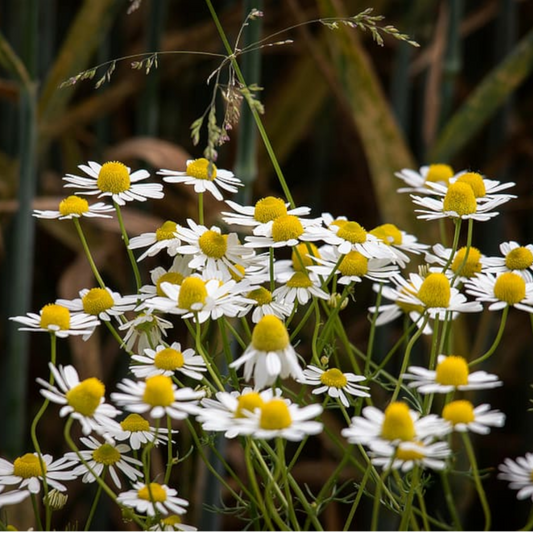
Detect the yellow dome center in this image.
<box><xmin>59</xmin><ymin>195</ymin><xmax>89</xmax><ymax>216</ymax></box>
<box><xmin>154</xmin><ymin>347</ymin><xmax>185</xmax><ymax>370</ymax></box>
<box><xmin>451</xmin><ymin>247</ymin><xmax>482</xmax><ymax>278</ymax></box>
<box><xmin>395</xmin><ymin>443</ymin><xmax>425</xmax><ymax>461</ymax></box>
<box><xmin>142</xmin><ymin>375</ymin><xmax>174</xmax><ymax>407</ymax></box>
<box><xmin>291</xmin><ymin>242</ymin><xmax>321</xmax><ymax>271</ymax></box>
<box><xmin>254</xmin><ymin>197</ymin><xmax>288</xmax><ymax>223</ymax></box>
<box><xmin>320</xmin><ymin>368</ymin><xmax>348</xmax><ymax>388</ymax></box>
<box><xmin>443</xmin><ymin>182</ymin><xmax>477</xmax><ymax>216</ymax></box>
<box><xmin>396</xmin><ymin>285</ymin><xmax>425</xmax><ymax>314</ymax></box>
<box><xmin>494</xmin><ymin>272</ymin><xmax>526</xmax><ymax>304</ymax></box>
<box><xmin>247</xmin><ymin>287</ymin><xmax>273</xmax><ymax>306</ymax></box>
<box><xmin>120</xmin><ymin>413</ymin><xmax>150</xmax><ymax>432</ymax></box>
<box><xmin>235</xmin><ymin>392</ymin><xmax>265</xmax><ymax>418</ymax></box>
<box><xmin>162</xmin><ymin>515</ymin><xmax>183</xmax><ymax>526</ymax></box>
<box><xmin>13</xmin><ymin>453</ymin><xmax>47</xmax><ymax>478</ymax></box>
<box><xmin>92</xmin><ymin>443</ymin><xmax>121</xmax><ymax>465</ymax></box>
<box><xmin>381</xmin><ymin>402</ymin><xmax>415</xmax><ymax>441</ymax></box>
<box><xmin>505</xmin><ymin>247</ymin><xmax>533</xmax><ymax>271</ymax></box>
<box><xmin>66</xmin><ymin>377</ymin><xmax>105</xmax><ymax>416</ymax></box>
<box><xmin>442</xmin><ymin>400</ymin><xmax>475</xmax><ymax>425</ymax></box>
<box><xmin>260</xmin><ymin>399</ymin><xmax>292</xmax><ymax>430</ymax></box>
<box><xmin>456</xmin><ymin>172</ymin><xmax>486</xmax><ymax>198</ymax></box>
<box><xmin>177</xmin><ymin>277</ymin><xmax>208</xmax><ymax>310</ymax></box>
<box><xmin>155</xmin><ymin>221</ymin><xmax>178</xmax><ymax>241</ymax></box>
<box><xmin>156</xmin><ymin>272</ymin><xmax>185</xmax><ymax>297</ymax></box>
<box><xmin>336</xmin><ymin>221</ymin><xmax>367</xmax><ymax>244</ymax></box>
<box><xmin>82</xmin><ymin>288</ymin><xmax>114</xmax><ymax>315</ymax></box>
<box><xmin>435</xmin><ymin>355</ymin><xmax>469</xmax><ymax>386</ymax></box>
<box><xmin>198</xmin><ymin>230</ymin><xmax>227</xmax><ymax>259</ymax></box>
<box><xmin>138</xmin><ymin>482</ymin><xmax>167</xmax><ymax>502</ymax></box>
<box><xmin>370</xmin><ymin>223</ymin><xmax>403</xmax><ymax>245</ymax></box>
<box><xmin>425</xmin><ymin>164</ymin><xmax>454</xmax><ymax>184</ymax></box>
<box><xmin>339</xmin><ymin>251</ymin><xmax>368</xmax><ymax>277</ymax></box>
<box><xmin>417</xmin><ymin>273</ymin><xmax>451</xmax><ymax>308</ymax></box>
<box><xmin>186</xmin><ymin>158</ymin><xmax>216</xmax><ymax>181</ymax></box>
<box><xmin>286</xmin><ymin>272</ymin><xmax>313</xmax><ymax>288</ymax></box>
<box><xmin>271</xmin><ymin>215</ymin><xmax>304</xmax><ymax>242</ymax></box>
<box><xmin>252</xmin><ymin>315</ymin><xmax>289</xmax><ymax>352</ymax></box>
<box><xmin>40</xmin><ymin>303</ymin><xmax>71</xmax><ymax>330</ymax></box>
<box><xmin>96</xmin><ymin>161</ymin><xmax>131</xmax><ymax>193</ymax></box>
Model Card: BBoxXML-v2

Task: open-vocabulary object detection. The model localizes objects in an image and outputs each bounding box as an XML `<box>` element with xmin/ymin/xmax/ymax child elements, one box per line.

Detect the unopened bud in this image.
<box><xmin>43</xmin><ymin>489</ymin><xmax>68</xmax><ymax>511</ymax></box>
<box><xmin>328</xmin><ymin>293</ymin><xmax>349</xmax><ymax>310</ymax></box>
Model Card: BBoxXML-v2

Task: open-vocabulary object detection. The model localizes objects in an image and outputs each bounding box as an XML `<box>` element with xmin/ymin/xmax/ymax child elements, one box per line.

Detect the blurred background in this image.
<box><xmin>1</xmin><ymin>0</ymin><xmax>533</xmax><ymax>529</ymax></box>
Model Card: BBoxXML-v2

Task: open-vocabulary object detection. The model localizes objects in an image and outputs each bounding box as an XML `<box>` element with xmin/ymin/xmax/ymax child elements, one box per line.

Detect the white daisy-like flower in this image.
<box><xmin>104</xmin><ymin>413</ymin><xmax>171</xmax><ymax>450</ymax></box>
<box><xmin>129</xmin><ymin>220</ymin><xmax>182</xmax><ymax>262</ymax></box>
<box><xmin>498</xmin><ymin>453</ymin><xmax>533</xmax><ymax>501</ymax></box>
<box><xmin>272</xmin><ymin>242</ymin><xmax>323</xmax><ymax>279</ymax></box>
<box><xmin>119</xmin><ymin>310</ymin><xmax>173</xmax><ymax>354</ymax></box>
<box><xmin>150</xmin><ymin>515</ymin><xmax>197</xmax><ymax>531</ymax></box>
<box><xmin>297</xmin><ymin>365</ymin><xmax>370</xmax><ymax>407</ymax></box>
<box><xmin>403</xmin><ymin>355</ymin><xmax>502</xmax><ymax>394</ymax></box>
<box><xmin>139</xmin><ymin>255</ymin><xmax>194</xmax><ymax>299</ymax></box>
<box><xmin>235</xmin><ymin>397</ymin><xmax>323</xmax><ymax>441</ymax></box>
<box><xmin>158</xmin><ymin>158</ymin><xmax>242</xmax><ymax>201</ymax></box>
<box><xmin>369</xmin><ymin>438</ymin><xmax>451</xmax><ymax>472</ymax></box>
<box><xmin>272</xmin><ymin>271</ymin><xmax>329</xmax><ymax>306</ymax></box>
<box><xmin>441</xmin><ymin>400</ymin><xmax>505</xmax><ymax>434</ymax></box>
<box><xmin>111</xmin><ymin>375</ymin><xmax>204</xmax><ymax>420</ymax></box>
<box><xmin>33</xmin><ymin>195</ymin><xmax>115</xmax><ymax>219</ymax></box>
<box><xmin>197</xmin><ymin>387</ymin><xmax>281</xmax><ymax>438</ymax></box>
<box><xmin>0</xmin><ymin>453</ymin><xmax>77</xmax><ymax>496</ymax></box>
<box><xmin>464</xmin><ymin>271</ymin><xmax>533</xmax><ymax>312</ymax></box>
<box><xmin>425</xmin><ymin>244</ymin><xmax>486</xmax><ymax>282</ymax></box>
<box><xmin>130</xmin><ymin>342</ymin><xmax>207</xmax><ymax>380</ymax></box>
<box><xmin>341</xmin><ymin>401</ymin><xmax>450</xmax><ymax>448</ymax></box>
<box><xmin>238</xmin><ymin>285</ymin><xmax>293</xmax><ymax>323</ymax></box>
<box><xmin>56</xmin><ymin>287</ymin><xmax>137</xmax><ymax>323</ymax></box>
<box><xmin>37</xmin><ymin>363</ymin><xmax>122</xmax><ymax>436</ymax></box>
<box><xmin>484</xmin><ymin>241</ymin><xmax>533</xmax><ymax>283</ymax></box>
<box><xmin>117</xmin><ymin>481</ymin><xmax>189</xmax><ymax>517</ymax></box>
<box><xmin>222</xmin><ymin>196</ymin><xmax>311</xmax><ymax>235</ymax></box>
<box><xmin>176</xmin><ymin>219</ymin><xmax>255</xmax><ymax>278</ymax></box>
<box><xmin>64</xmin><ymin>436</ymin><xmax>142</xmax><ymax>489</ymax></box>
<box><xmin>229</xmin><ymin>315</ymin><xmax>304</xmax><ymax>389</ymax></box>
<box><xmin>388</xmin><ymin>272</ymin><xmax>483</xmax><ymax>319</ymax></box>
<box><xmin>10</xmin><ymin>303</ymin><xmax>100</xmax><ymax>338</ymax></box>
<box><xmin>63</xmin><ymin>160</ymin><xmax>164</xmax><ymax>206</ymax></box>
<box><xmin>395</xmin><ymin>164</ymin><xmax>455</xmax><ymax>194</ymax></box>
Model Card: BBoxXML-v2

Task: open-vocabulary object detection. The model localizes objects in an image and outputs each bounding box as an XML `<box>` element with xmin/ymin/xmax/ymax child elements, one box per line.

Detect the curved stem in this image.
<box><xmin>114</xmin><ymin>202</ymin><xmax>142</xmax><ymax>291</ymax></box>
<box><xmin>73</xmin><ymin>218</ymin><xmax>106</xmax><ymax>288</ymax></box>
<box><xmin>469</xmin><ymin>306</ymin><xmax>508</xmax><ymax>367</ymax></box>
<box><xmin>84</xmin><ymin>482</ymin><xmax>104</xmax><ymax>531</ymax></box>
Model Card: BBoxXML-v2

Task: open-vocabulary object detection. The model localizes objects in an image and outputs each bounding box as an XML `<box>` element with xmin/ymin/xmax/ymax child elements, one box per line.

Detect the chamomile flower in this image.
<box><xmin>395</xmin><ymin>164</ymin><xmax>455</xmax><ymax>194</ymax></box>
<box><xmin>222</xmin><ymin>197</ymin><xmax>311</xmax><ymax>235</ymax></box>
<box><xmin>464</xmin><ymin>271</ymin><xmax>533</xmax><ymax>312</ymax></box>
<box><xmin>119</xmin><ymin>310</ymin><xmax>173</xmax><ymax>353</ymax></box>
<box><xmin>441</xmin><ymin>400</ymin><xmax>505</xmax><ymax>434</ymax></box>
<box><xmin>63</xmin><ymin>161</ymin><xmax>163</xmax><ymax>206</ymax></box>
<box><xmin>230</xmin><ymin>315</ymin><xmax>304</xmax><ymax>389</ymax></box>
<box><xmin>236</xmin><ymin>397</ymin><xmax>323</xmax><ymax>441</ymax></box>
<box><xmin>158</xmin><ymin>158</ymin><xmax>242</xmax><ymax>201</ymax></box>
<box><xmin>105</xmin><ymin>413</ymin><xmax>171</xmax><ymax>450</ymax></box>
<box><xmin>129</xmin><ymin>220</ymin><xmax>182</xmax><ymax>262</ymax></box>
<box><xmin>498</xmin><ymin>453</ymin><xmax>533</xmax><ymax>501</ymax></box>
<box><xmin>111</xmin><ymin>375</ymin><xmax>204</xmax><ymax>420</ymax></box>
<box><xmin>33</xmin><ymin>195</ymin><xmax>114</xmax><ymax>219</ymax></box>
<box><xmin>238</xmin><ymin>286</ymin><xmax>293</xmax><ymax>323</ymax></box>
<box><xmin>117</xmin><ymin>481</ymin><xmax>189</xmax><ymax>517</ymax></box>
<box><xmin>150</xmin><ymin>515</ymin><xmax>197</xmax><ymax>531</ymax></box>
<box><xmin>425</xmin><ymin>244</ymin><xmax>486</xmax><ymax>281</ymax></box>
<box><xmin>484</xmin><ymin>241</ymin><xmax>533</xmax><ymax>282</ymax></box>
<box><xmin>10</xmin><ymin>303</ymin><xmax>100</xmax><ymax>338</ymax></box>
<box><xmin>297</xmin><ymin>365</ymin><xmax>370</xmax><ymax>407</ymax></box>
<box><xmin>65</xmin><ymin>436</ymin><xmax>142</xmax><ymax>488</ymax></box>
<box><xmin>341</xmin><ymin>402</ymin><xmax>450</xmax><ymax>448</ymax></box>
<box><xmin>273</xmin><ymin>271</ymin><xmax>329</xmax><ymax>305</ymax></box>
<box><xmin>130</xmin><ymin>342</ymin><xmax>207</xmax><ymax>380</ymax></box>
<box><xmin>403</xmin><ymin>355</ymin><xmax>502</xmax><ymax>393</ymax></box>
<box><xmin>139</xmin><ymin>255</ymin><xmax>194</xmax><ymax>299</ymax></box>
<box><xmin>370</xmin><ymin>438</ymin><xmax>451</xmax><ymax>472</ymax></box>
<box><xmin>273</xmin><ymin>242</ymin><xmax>323</xmax><ymax>279</ymax></box>
<box><xmin>37</xmin><ymin>363</ymin><xmax>121</xmax><ymax>436</ymax></box>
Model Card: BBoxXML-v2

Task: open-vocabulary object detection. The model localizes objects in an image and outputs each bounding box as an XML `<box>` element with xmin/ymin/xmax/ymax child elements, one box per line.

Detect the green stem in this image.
<box><xmin>30</xmin><ymin>493</ymin><xmax>44</xmax><ymax>531</ymax></box>
<box><xmin>442</xmin><ymin>219</ymin><xmax>462</xmax><ymax>273</ymax></box>
<box><xmin>398</xmin><ymin>466</ymin><xmax>420</xmax><ymax>530</ymax></box>
<box><xmin>371</xmin><ymin>467</ymin><xmax>390</xmax><ymax>531</ymax></box>
<box><xmin>164</xmin><ymin>414</ymin><xmax>173</xmax><ymax>484</ymax></box>
<box><xmin>198</xmin><ymin>191</ymin><xmax>204</xmax><ymax>225</ymax></box>
<box><xmin>440</xmin><ymin>470</ymin><xmax>462</xmax><ymax>530</ymax></box>
<box><xmin>84</xmin><ymin>481</ymin><xmax>104</xmax><ymax>531</ymax></box>
<box><xmin>114</xmin><ymin>201</ymin><xmax>142</xmax><ymax>291</ymax></box>
<box><xmin>343</xmin><ymin>466</ymin><xmax>371</xmax><ymax>531</ymax></box>
<box><xmin>450</xmin><ymin>218</ymin><xmax>473</xmax><ymax>286</ymax></box>
<box><xmin>194</xmin><ymin>318</ymin><xmax>225</xmax><ymax>391</ymax></box>
<box><xmin>519</xmin><ymin>505</ymin><xmax>533</xmax><ymax>531</ymax></box>
<box><xmin>469</xmin><ymin>306</ymin><xmax>508</xmax><ymax>366</ymax></box>
<box><xmin>365</xmin><ymin>283</ymin><xmax>383</xmax><ymax>375</ymax></box>
<box><xmin>73</xmin><ymin>218</ymin><xmax>106</xmax><ymax>288</ymax></box>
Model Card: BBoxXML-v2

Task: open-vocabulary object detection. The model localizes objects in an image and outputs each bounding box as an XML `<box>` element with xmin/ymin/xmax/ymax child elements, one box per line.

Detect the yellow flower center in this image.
<box><xmin>82</xmin><ymin>288</ymin><xmax>114</xmax><ymax>315</ymax></box>
<box><xmin>92</xmin><ymin>443</ymin><xmax>121</xmax><ymax>465</ymax></box>
<box><xmin>395</xmin><ymin>443</ymin><xmax>425</xmax><ymax>462</ymax></box>
<box><xmin>259</xmin><ymin>399</ymin><xmax>292</xmax><ymax>430</ymax></box>
<box><xmin>451</xmin><ymin>247</ymin><xmax>482</xmax><ymax>278</ymax></box>
<box><xmin>435</xmin><ymin>355</ymin><xmax>469</xmax><ymax>386</ymax></box>
<box><xmin>286</xmin><ymin>272</ymin><xmax>313</xmax><ymax>288</ymax></box>
<box><xmin>142</xmin><ymin>375</ymin><xmax>174</xmax><ymax>407</ymax></box>
<box><xmin>370</xmin><ymin>223</ymin><xmax>403</xmax><ymax>245</ymax></box>
<box><xmin>494</xmin><ymin>272</ymin><xmax>526</xmax><ymax>304</ymax></box>
<box><xmin>229</xmin><ymin>264</ymin><xmax>246</xmax><ymax>281</ymax></box>
<box><xmin>138</xmin><ymin>483</ymin><xmax>167</xmax><ymax>502</ymax></box>
<box><xmin>156</xmin><ymin>272</ymin><xmax>185</xmax><ymax>297</ymax></box>
<box><xmin>396</xmin><ymin>285</ymin><xmax>425</xmax><ymax>314</ymax></box>
<box><xmin>271</xmin><ymin>215</ymin><xmax>304</xmax><ymax>242</ymax></box>
<box><xmin>65</xmin><ymin>378</ymin><xmax>105</xmax><ymax>416</ymax></box>
<box><xmin>198</xmin><ymin>230</ymin><xmax>227</xmax><ymax>259</ymax></box>
<box><xmin>96</xmin><ymin>161</ymin><xmax>131</xmax><ymax>193</ymax></box>
<box><xmin>186</xmin><ymin>158</ymin><xmax>216</xmax><ymax>180</ymax></box>
<box><xmin>120</xmin><ymin>413</ymin><xmax>150</xmax><ymax>432</ymax></box>
<box><xmin>425</xmin><ymin>164</ymin><xmax>454</xmax><ymax>184</ymax></box>
<box><xmin>336</xmin><ymin>221</ymin><xmax>367</xmax><ymax>244</ymax></box>
<box><xmin>235</xmin><ymin>392</ymin><xmax>265</xmax><ymax>418</ymax></box>
<box><xmin>177</xmin><ymin>277</ymin><xmax>208</xmax><ymax>310</ymax></box>
<box><xmin>505</xmin><ymin>247</ymin><xmax>533</xmax><ymax>271</ymax></box>
<box><xmin>155</xmin><ymin>221</ymin><xmax>178</xmax><ymax>241</ymax></box>
<box><xmin>381</xmin><ymin>402</ymin><xmax>415</xmax><ymax>441</ymax></box>
<box><xmin>13</xmin><ymin>454</ymin><xmax>46</xmax><ymax>478</ymax></box>
<box><xmin>291</xmin><ymin>243</ymin><xmax>320</xmax><ymax>271</ymax></box>
<box><xmin>442</xmin><ymin>182</ymin><xmax>477</xmax><ymax>216</ymax></box>
<box><xmin>40</xmin><ymin>304</ymin><xmax>71</xmax><ymax>330</ymax></box>
<box><xmin>154</xmin><ymin>347</ymin><xmax>185</xmax><ymax>370</ymax></box>
<box><xmin>58</xmin><ymin>195</ymin><xmax>89</xmax><ymax>216</ymax></box>
<box><xmin>417</xmin><ymin>273</ymin><xmax>450</xmax><ymax>308</ymax></box>
<box><xmin>247</xmin><ymin>287</ymin><xmax>273</xmax><ymax>306</ymax></box>
<box><xmin>254</xmin><ymin>196</ymin><xmax>288</xmax><ymax>223</ymax></box>
<box><xmin>252</xmin><ymin>315</ymin><xmax>289</xmax><ymax>352</ymax></box>
<box><xmin>442</xmin><ymin>400</ymin><xmax>475</xmax><ymax>425</ymax></box>
<box><xmin>339</xmin><ymin>251</ymin><xmax>368</xmax><ymax>277</ymax></box>
<box><xmin>319</xmin><ymin>368</ymin><xmax>348</xmax><ymax>388</ymax></box>
<box><xmin>162</xmin><ymin>516</ymin><xmax>183</xmax><ymax>526</ymax></box>
<box><xmin>456</xmin><ymin>172</ymin><xmax>486</xmax><ymax>198</ymax></box>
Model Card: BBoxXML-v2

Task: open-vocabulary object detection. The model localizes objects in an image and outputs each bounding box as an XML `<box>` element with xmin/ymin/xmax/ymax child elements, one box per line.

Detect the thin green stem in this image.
<box><xmin>194</xmin><ymin>318</ymin><xmax>225</xmax><ymax>391</ymax></box>
<box><xmin>441</xmin><ymin>219</ymin><xmax>462</xmax><ymax>273</ymax></box>
<box><xmin>343</xmin><ymin>466</ymin><xmax>371</xmax><ymax>531</ymax></box>
<box><xmin>114</xmin><ymin>201</ymin><xmax>142</xmax><ymax>291</ymax></box>
<box><xmin>365</xmin><ymin>283</ymin><xmax>383</xmax><ymax>375</ymax></box>
<box><xmin>30</xmin><ymin>493</ymin><xmax>44</xmax><ymax>531</ymax></box>
<box><xmin>469</xmin><ymin>306</ymin><xmax>508</xmax><ymax>367</ymax></box>
<box><xmin>519</xmin><ymin>505</ymin><xmax>533</xmax><ymax>531</ymax></box>
<box><xmin>73</xmin><ymin>218</ymin><xmax>106</xmax><ymax>288</ymax></box>
<box><xmin>398</xmin><ymin>466</ymin><xmax>420</xmax><ymax>530</ymax></box>
<box><xmin>440</xmin><ymin>470</ymin><xmax>462</xmax><ymax>530</ymax></box>
<box><xmin>198</xmin><ymin>191</ymin><xmax>204</xmax><ymax>225</ymax></box>
<box><xmin>164</xmin><ymin>415</ymin><xmax>173</xmax><ymax>484</ymax></box>
<box><xmin>84</xmin><ymin>481</ymin><xmax>104</xmax><ymax>531</ymax></box>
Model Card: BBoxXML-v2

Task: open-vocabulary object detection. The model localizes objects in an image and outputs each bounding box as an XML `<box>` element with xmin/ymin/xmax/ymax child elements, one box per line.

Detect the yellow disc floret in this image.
<box><xmin>142</xmin><ymin>375</ymin><xmax>174</xmax><ymax>407</ymax></box>
<box><xmin>456</xmin><ymin>172</ymin><xmax>486</xmax><ymax>198</ymax></box>
<box><xmin>82</xmin><ymin>288</ymin><xmax>114</xmax><ymax>316</ymax></box>
<box><xmin>443</xmin><ymin>182</ymin><xmax>477</xmax><ymax>216</ymax></box>
<box><xmin>97</xmin><ymin>162</ymin><xmax>130</xmax><ymax>193</ymax></box>
<box><xmin>442</xmin><ymin>400</ymin><xmax>475</xmax><ymax>425</ymax></box>
<box><xmin>320</xmin><ymin>368</ymin><xmax>348</xmax><ymax>388</ymax></box>
<box><xmin>252</xmin><ymin>315</ymin><xmax>289</xmax><ymax>352</ymax></box>
<box><xmin>291</xmin><ymin>243</ymin><xmax>320</xmax><ymax>271</ymax></box>
<box><xmin>154</xmin><ymin>347</ymin><xmax>185</xmax><ymax>370</ymax></box>
<box><xmin>505</xmin><ymin>247</ymin><xmax>533</xmax><ymax>271</ymax></box>
<box><xmin>66</xmin><ymin>378</ymin><xmax>105</xmax><ymax>416</ymax></box>
<box><xmin>40</xmin><ymin>304</ymin><xmax>71</xmax><ymax>331</ymax></box>
<box><xmin>425</xmin><ymin>164</ymin><xmax>454</xmax><ymax>184</ymax></box>
<box><xmin>271</xmin><ymin>215</ymin><xmax>304</xmax><ymax>242</ymax></box>
<box><xmin>339</xmin><ymin>251</ymin><xmax>368</xmax><ymax>277</ymax></box>
<box><xmin>417</xmin><ymin>273</ymin><xmax>451</xmax><ymax>308</ymax></box>
<box><xmin>186</xmin><ymin>158</ymin><xmax>216</xmax><ymax>181</ymax></box>
<box><xmin>435</xmin><ymin>355</ymin><xmax>469</xmax><ymax>386</ymax></box>
<box><xmin>59</xmin><ymin>195</ymin><xmax>89</xmax><ymax>216</ymax></box>
<box><xmin>260</xmin><ymin>399</ymin><xmax>292</xmax><ymax>430</ymax></box>
<box><xmin>336</xmin><ymin>221</ymin><xmax>367</xmax><ymax>244</ymax></box>
<box><xmin>395</xmin><ymin>443</ymin><xmax>425</xmax><ymax>461</ymax></box>
<box><xmin>162</xmin><ymin>516</ymin><xmax>183</xmax><ymax>527</ymax></box>
<box><xmin>286</xmin><ymin>272</ymin><xmax>313</xmax><ymax>288</ymax></box>
<box><xmin>138</xmin><ymin>482</ymin><xmax>167</xmax><ymax>502</ymax></box>
<box><xmin>235</xmin><ymin>392</ymin><xmax>265</xmax><ymax>418</ymax></box>
<box><xmin>13</xmin><ymin>453</ymin><xmax>46</xmax><ymax>478</ymax></box>
<box><xmin>494</xmin><ymin>272</ymin><xmax>526</xmax><ymax>304</ymax></box>
<box><xmin>247</xmin><ymin>287</ymin><xmax>273</xmax><ymax>306</ymax></box>
<box><xmin>254</xmin><ymin>197</ymin><xmax>288</xmax><ymax>223</ymax></box>
<box><xmin>178</xmin><ymin>277</ymin><xmax>208</xmax><ymax>310</ymax></box>
<box><xmin>198</xmin><ymin>230</ymin><xmax>227</xmax><ymax>259</ymax></box>
<box><xmin>92</xmin><ymin>443</ymin><xmax>120</xmax><ymax>465</ymax></box>
<box><xmin>370</xmin><ymin>224</ymin><xmax>403</xmax><ymax>245</ymax></box>
<box><xmin>156</xmin><ymin>272</ymin><xmax>185</xmax><ymax>297</ymax></box>
<box><xmin>381</xmin><ymin>402</ymin><xmax>415</xmax><ymax>441</ymax></box>
<box><xmin>120</xmin><ymin>413</ymin><xmax>150</xmax><ymax>433</ymax></box>
<box><xmin>451</xmin><ymin>247</ymin><xmax>482</xmax><ymax>278</ymax></box>
<box><xmin>155</xmin><ymin>221</ymin><xmax>178</xmax><ymax>241</ymax></box>
<box><xmin>396</xmin><ymin>285</ymin><xmax>425</xmax><ymax>314</ymax></box>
